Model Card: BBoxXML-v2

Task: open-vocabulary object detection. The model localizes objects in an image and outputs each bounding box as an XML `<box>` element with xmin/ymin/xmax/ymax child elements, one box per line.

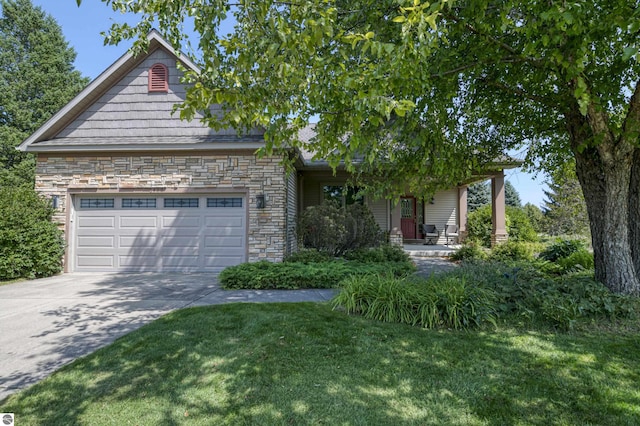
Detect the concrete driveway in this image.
<box><xmin>0</xmin><ymin>273</ymin><xmax>336</xmax><ymax>401</ymax></box>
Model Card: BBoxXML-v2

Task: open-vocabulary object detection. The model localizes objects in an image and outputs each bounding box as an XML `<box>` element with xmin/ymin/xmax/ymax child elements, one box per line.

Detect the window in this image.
<box><xmin>80</xmin><ymin>198</ymin><xmax>114</xmax><ymax>209</ymax></box>
<box><xmin>122</xmin><ymin>198</ymin><xmax>157</xmax><ymax>209</ymax></box>
<box><xmin>148</xmin><ymin>63</ymin><xmax>168</xmax><ymax>92</ymax></box>
<box><xmin>322</xmin><ymin>185</ymin><xmax>363</xmax><ymax>207</ymax></box>
<box><xmin>164</xmin><ymin>198</ymin><xmax>199</xmax><ymax>208</ymax></box>
<box><xmin>207</xmin><ymin>197</ymin><xmax>243</xmax><ymax>208</ymax></box>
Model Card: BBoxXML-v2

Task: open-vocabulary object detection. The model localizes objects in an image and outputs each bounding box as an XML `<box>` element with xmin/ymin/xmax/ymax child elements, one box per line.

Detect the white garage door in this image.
<box><xmin>73</xmin><ymin>194</ymin><xmax>246</xmax><ymax>272</ymax></box>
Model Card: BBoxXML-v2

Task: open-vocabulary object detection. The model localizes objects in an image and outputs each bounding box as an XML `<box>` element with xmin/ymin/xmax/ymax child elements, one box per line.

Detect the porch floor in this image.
<box><xmin>403</xmin><ymin>242</ymin><xmax>461</xmax><ymax>258</ymax></box>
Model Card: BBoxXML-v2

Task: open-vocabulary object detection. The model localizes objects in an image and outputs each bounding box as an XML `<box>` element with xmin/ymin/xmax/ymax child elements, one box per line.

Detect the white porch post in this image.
<box><xmin>491</xmin><ymin>172</ymin><xmax>508</xmax><ymax>246</ymax></box>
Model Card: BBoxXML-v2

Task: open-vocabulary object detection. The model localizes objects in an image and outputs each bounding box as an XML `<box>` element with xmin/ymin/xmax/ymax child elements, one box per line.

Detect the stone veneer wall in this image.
<box><xmin>36</xmin><ymin>152</ymin><xmax>288</xmax><ymax>262</ymax></box>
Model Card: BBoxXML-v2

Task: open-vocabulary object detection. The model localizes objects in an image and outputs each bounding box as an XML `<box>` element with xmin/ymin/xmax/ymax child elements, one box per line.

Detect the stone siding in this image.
<box><xmin>36</xmin><ymin>152</ymin><xmax>287</xmax><ymax>262</ymax></box>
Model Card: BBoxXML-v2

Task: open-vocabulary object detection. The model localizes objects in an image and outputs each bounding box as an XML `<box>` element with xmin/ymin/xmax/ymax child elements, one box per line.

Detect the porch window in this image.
<box><xmin>322</xmin><ymin>185</ymin><xmax>363</xmax><ymax>207</ymax></box>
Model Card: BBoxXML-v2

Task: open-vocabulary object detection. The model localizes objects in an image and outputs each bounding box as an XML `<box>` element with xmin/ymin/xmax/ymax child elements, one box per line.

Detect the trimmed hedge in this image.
<box><xmin>0</xmin><ymin>187</ymin><xmax>65</xmax><ymax>280</ymax></box>
<box><xmin>219</xmin><ymin>260</ymin><xmax>416</xmax><ymax>289</ymax></box>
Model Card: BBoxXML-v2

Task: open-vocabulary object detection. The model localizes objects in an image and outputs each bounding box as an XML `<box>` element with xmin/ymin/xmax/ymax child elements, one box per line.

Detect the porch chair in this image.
<box><xmin>444</xmin><ymin>224</ymin><xmax>459</xmax><ymax>246</ymax></box>
<box><xmin>421</xmin><ymin>224</ymin><xmax>440</xmax><ymax>245</ymax></box>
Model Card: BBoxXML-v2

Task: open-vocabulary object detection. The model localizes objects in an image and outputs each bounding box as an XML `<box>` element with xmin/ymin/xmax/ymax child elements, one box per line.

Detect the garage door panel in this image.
<box><xmin>77</xmin><ymin>236</ymin><xmax>115</xmax><ymax>248</ymax></box>
<box><xmin>119</xmin><ymin>216</ymin><xmax>158</xmax><ymax>228</ymax></box>
<box><xmin>204</xmin><ymin>216</ymin><xmax>243</xmax><ymax>227</ymax></box>
<box><xmin>119</xmin><ymin>255</ymin><xmax>158</xmax><ymax>268</ymax></box>
<box><xmin>77</xmin><ymin>255</ymin><xmax>115</xmax><ymax>267</ymax></box>
<box><xmin>119</xmin><ymin>235</ymin><xmax>158</xmax><ymax>248</ymax></box>
<box><xmin>161</xmin><ymin>236</ymin><xmax>200</xmax><ymax>248</ymax></box>
<box><xmin>162</xmin><ymin>256</ymin><xmax>200</xmax><ymax>268</ymax></box>
<box><xmin>203</xmin><ymin>255</ymin><xmax>245</xmax><ymax>267</ymax></box>
<box><xmin>204</xmin><ymin>236</ymin><xmax>244</xmax><ymax>248</ymax></box>
<box><xmin>77</xmin><ymin>216</ymin><xmax>115</xmax><ymax>228</ymax></box>
<box><xmin>162</xmin><ymin>215</ymin><xmax>201</xmax><ymax>228</ymax></box>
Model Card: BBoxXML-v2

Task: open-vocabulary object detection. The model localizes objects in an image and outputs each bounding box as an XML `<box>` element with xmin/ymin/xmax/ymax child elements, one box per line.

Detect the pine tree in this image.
<box><xmin>468</xmin><ymin>180</ymin><xmax>521</xmax><ymax>211</ymax></box>
<box><xmin>467</xmin><ymin>181</ymin><xmax>490</xmax><ymax>212</ymax></box>
<box><xmin>505</xmin><ymin>181</ymin><xmax>522</xmax><ymax>208</ymax></box>
<box><xmin>543</xmin><ymin>162</ymin><xmax>590</xmax><ymax>236</ymax></box>
<box><xmin>0</xmin><ymin>0</ymin><xmax>88</xmax><ymax>186</ymax></box>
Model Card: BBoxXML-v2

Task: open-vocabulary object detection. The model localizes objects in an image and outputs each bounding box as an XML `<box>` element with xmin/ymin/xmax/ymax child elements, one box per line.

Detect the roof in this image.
<box><xmin>295</xmin><ymin>123</ymin><xmax>522</xmax><ymax>171</ymax></box>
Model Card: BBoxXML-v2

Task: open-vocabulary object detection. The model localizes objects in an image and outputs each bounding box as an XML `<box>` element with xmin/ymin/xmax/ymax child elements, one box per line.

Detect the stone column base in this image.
<box><xmin>491</xmin><ymin>233</ymin><xmax>508</xmax><ymax>247</ymax></box>
<box><xmin>459</xmin><ymin>230</ymin><xmax>468</xmax><ymax>243</ymax></box>
<box><xmin>389</xmin><ymin>229</ymin><xmax>404</xmax><ymax>246</ymax></box>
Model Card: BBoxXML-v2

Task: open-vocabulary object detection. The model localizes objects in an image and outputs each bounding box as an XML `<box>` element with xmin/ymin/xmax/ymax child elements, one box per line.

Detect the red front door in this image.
<box><xmin>400</xmin><ymin>196</ymin><xmax>416</xmax><ymax>239</ymax></box>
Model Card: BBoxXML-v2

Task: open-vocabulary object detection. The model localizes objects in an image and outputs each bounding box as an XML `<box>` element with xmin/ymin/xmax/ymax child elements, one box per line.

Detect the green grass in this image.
<box><xmin>2</xmin><ymin>303</ymin><xmax>640</xmax><ymax>425</ymax></box>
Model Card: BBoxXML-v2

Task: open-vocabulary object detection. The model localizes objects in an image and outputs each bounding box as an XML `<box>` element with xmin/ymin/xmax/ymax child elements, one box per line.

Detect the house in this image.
<box><xmin>18</xmin><ymin>31</ymin><xmax>515</xmax><ymax>273</ymax></box>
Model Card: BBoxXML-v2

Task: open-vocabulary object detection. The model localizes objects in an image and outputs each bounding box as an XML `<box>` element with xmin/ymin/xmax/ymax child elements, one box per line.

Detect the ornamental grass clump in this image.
<box><xmin>333</xmin><ymin>274</ymin><xmax>497</xmax><ymax>329</ymax></box>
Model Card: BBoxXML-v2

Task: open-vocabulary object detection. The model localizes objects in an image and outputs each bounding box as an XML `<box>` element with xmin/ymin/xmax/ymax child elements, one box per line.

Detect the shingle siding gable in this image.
<box><xmin>55</xmin><ymin>48</ymin><xmax>258</xmax><ymax>140</ymax></box>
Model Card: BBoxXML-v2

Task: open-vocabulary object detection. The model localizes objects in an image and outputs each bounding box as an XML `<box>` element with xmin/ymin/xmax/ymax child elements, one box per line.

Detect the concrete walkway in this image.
<box><xmin>0</xmin><ymin>258</ymin><xmax>455</xmax><ymax>401</ymax></box>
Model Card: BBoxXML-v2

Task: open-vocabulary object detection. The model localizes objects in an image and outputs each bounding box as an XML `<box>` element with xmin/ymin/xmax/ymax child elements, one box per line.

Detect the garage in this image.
<box><xmin>72</xmin><ymin>194</ymin><xmax>247</xmax><ymax>272</ymax></box>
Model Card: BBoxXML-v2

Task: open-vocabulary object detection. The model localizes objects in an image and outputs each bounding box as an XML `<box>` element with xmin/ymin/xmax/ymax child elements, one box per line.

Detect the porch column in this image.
<box><xmin>458</xmin><ymin>185</ymin><xmax>468</xmax><ymax>242</ymax></box>
<box><xmin>389</xmin><ymin>200</ymin><xmax>403</xmax><ymax>246</ymax></box>
<box><xmin>491</xmin><ymin>172</ymin><xmax>508</xmax><ymax>246</ymax></box>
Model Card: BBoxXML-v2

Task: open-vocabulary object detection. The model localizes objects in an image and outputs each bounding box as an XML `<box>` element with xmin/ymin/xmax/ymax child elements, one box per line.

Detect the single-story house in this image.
<box><xmin>18</xmin><ymin>31</ymin><xmax>516</xmax><ymax>273</ymax></box>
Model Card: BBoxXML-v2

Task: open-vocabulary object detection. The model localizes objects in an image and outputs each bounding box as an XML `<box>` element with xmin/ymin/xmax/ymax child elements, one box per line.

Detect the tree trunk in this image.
<box><xmin>574</xmin><ymin>147</ymin><xmax>640</xmax><ymax>295</ymax></box>
<box><xmin>567</xmin><ymin>100</ymin><xmax>640</xmax><ymax>295</ymax></box>
<box><xmin>629</xmin><ymin>149</ymin><xmax>640</xmax><ymax>278</ymax></box>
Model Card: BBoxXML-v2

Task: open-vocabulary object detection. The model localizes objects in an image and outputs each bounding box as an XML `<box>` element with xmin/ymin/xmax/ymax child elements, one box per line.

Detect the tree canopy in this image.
<box><xmin>0</xmin><ymin>0</ymin><xmax>88</xmax><ymax>186</ymax></box>
<box><xmin>543</xmin><ymin>161</ymin><xmax>590</xmax><ymax>236</ymax></box>
<box><xmin>90</xmin><ymin>0</ymin><xmax>640</xmax><ymax>294</ymax></box>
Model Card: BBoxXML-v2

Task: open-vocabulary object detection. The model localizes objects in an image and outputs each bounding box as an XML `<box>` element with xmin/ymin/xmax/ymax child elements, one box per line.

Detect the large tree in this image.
<box><xmin>0</xmin><ymin>0</ymin><xmax>88</xmax><ymax>186</ymax></box>
<box><xmin>93</xmin><ymin>1</ymin><xmax>640</xmax><ymax>294</ymax></box>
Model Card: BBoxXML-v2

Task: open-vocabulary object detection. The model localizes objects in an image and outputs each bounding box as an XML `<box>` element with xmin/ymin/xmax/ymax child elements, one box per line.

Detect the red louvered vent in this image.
<box><xmin>148</xmin><ymin>63</ymin><xmax>168</xmax><ymax>92</ymax></box>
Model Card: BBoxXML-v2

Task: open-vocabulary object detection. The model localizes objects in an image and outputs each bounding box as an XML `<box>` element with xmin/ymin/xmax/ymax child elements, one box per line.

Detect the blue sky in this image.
<box><xmin>30</xmin><ymin>0</ymin><xmax>549</xmax><ymax>207</ymax></box>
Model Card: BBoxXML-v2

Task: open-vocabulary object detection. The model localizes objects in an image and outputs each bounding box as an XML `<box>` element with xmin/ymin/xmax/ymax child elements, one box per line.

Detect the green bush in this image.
<box><xmin>344</xmin><ymin>244</ymin><xmax>411</xmax><ymax>263</ymax></box>
<box><xmin>449</xmin><ymin>241</ymin><xmax>488</xmax><ymax>262</ymax></box>
<box><xmin>557</xmin><ymin>248</ymin><xmax>594</xmax><ymax>271</ymax></box>
<box><xmin>506</xmin><ymin>206</ymin><xmax>539</xmax><ymax>243</ymax></box>
<box><xmin>284</xmin><ymin>249</ymin><xmax>332</xmax><ymax>264</ymax></box>
<box><xmin>489</xmin><ymin>241</ymin><xmax>535</xmax><ymax>262</ymax></box>
<box><xmin>0</xmin><ymin>187</ymin><xmax>65</xmax><ymax>280</ymax></box>
<box><xmin>297</xmin><ymin>202</ymin><xmax>383</xmax><ymax>256</ymax></box>
<box><xmin>539</xmin><ymin>239</ymin><xmax>585</xmax><ymax>262</ymax></box>
<box><xmin>219</xmin><ymin>260</ymin><xmax>416</xmax><ymax>289</ymax></box>
<box><xmin>466</xmin><ymin>205</ymin><xmax>494</xmax><ymax>247</ymax></box>
<box><xmin>443</xmin><ymin>262</ymin><xmax>636</xmax><ymax>329</ymax></box>
<box><xmin>333</xmin><ymin>274</ymin><xmax>497</xmax><ymax>330</ymax></box>
<box><xmin>467</xmin><ymin>205</ymin><xmax>538</xmax><ymax>247</ymax></box>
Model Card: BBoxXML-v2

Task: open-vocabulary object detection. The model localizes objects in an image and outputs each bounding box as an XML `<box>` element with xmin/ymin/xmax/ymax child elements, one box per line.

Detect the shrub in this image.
<box><xmin>450</xmin><ymin>241</ymin><xmax>488</xmax><ymax>262</ymax></box>
<box><xmin>333</xmin><ymin>274</ymin><xmax>497</xmax><ymax>329</ymax></box>
<box><xmin>284</xmin><ymin>249</ymin><xmax>332</xmax><ymax>264</ymax></box>
<box><xmin>557</xmin><ymin>249</ymin><xmax>594</xmax><ymax>271</ymax></box>
<box><xmin>344</xmin><ymin>244</ymin><xmax>411</xmax><ymax>263</ymax></box>
<box><xmin>219</xmin><ymin>260</ymin><xmax>416</xmax><ymax>289</ymax></box>
<box><xmin>539</xmin><ymin>239</ymin><xmax>584</xmax><ymax>262</ymax></box>
<box><xmin>489</xmin><ymin>241</ymin><xmax>535</xmax><ymax>262</ymax></box>
<box><xmin>443</xmin><ymin>261</ymin><xmax>636</xmax><ymax>329</ymax></box>
<box><xmin>0</xmin><ymin>187</ymin><xmax>65</xmax><ymax>280</ymax></box>
<box><xmin>297</xmin><ymin>202</ymin><xmax>383</xmax><ymax>256</ymax></box>
<box><xmin>466</xmin><ymin>205</ymin><xmax>494</xmax><ymax>247</ymax></box>
<box><xmin>466</xmin><ymin>205</ymin><xmax>538</xmax><ymax>247</ymax></box>
<box><xmin>506</xmin><ymin>206</ymin><xmax>539</xmax><ymax>243</ymax></box>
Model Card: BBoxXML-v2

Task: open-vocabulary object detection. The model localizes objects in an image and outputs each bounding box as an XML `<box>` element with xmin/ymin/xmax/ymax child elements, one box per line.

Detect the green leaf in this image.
<box><xmin>392</xmin><ymin>16</ymin><xmax>406</xmax><ymax>23</ymax></box>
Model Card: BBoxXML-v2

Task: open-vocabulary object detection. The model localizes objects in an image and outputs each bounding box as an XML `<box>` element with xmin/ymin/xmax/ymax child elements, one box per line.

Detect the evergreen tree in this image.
<box><xmin>543</xmin><ymin>162</ymin><xmax>589</xmax><ymax>236</ymax></box>
<box><xmin>468</xmin><ymin>180</ymin><xmax>521</xmax><ymax>211</ymax></box>
<box><xmin>523</xmin><ymin>203</ymin><xmax>544</xmax><ymax>234</ymax></box>
<box><xmin>467</xmin><ymin>181</ymin><xmax>490</xmax><ymax>212</ymax></box>
<box><xmin>0</xmin><ymin>0</ymin><xmax>88</xmax><ymax>186</ymax></box>
<box><xmin>505</xmin><ymin>181</ymin><xmax>521</xmax><ymax>208</ymax></box>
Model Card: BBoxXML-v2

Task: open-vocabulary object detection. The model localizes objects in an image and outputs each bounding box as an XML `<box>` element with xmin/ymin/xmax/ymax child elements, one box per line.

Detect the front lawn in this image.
<box><xmin>2</xmin><ymin>303</ymin><xmax>639</xmax><ymax>425</ymax></box>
